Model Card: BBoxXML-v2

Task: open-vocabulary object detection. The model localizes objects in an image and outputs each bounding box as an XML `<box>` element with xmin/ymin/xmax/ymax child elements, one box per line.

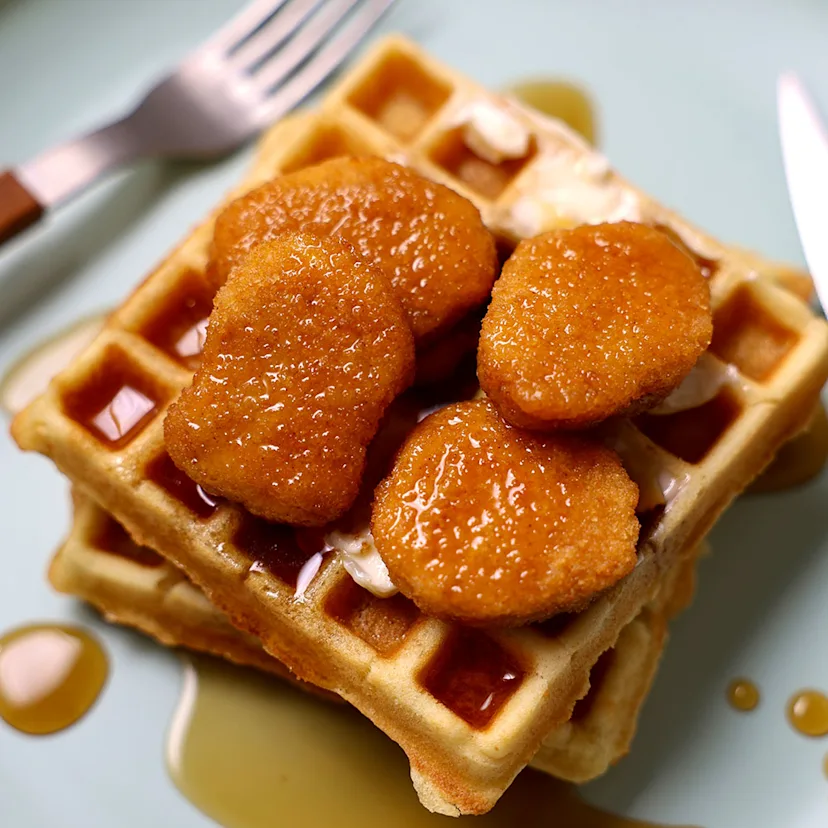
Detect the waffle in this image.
<box><xmin>53</xmin><ymin>491</ymin><xmax>703</xmax><ymax>784</ymax></box>
<box><xmin>12</xmin><ymin>36</ymin><xmax>828</xmax><ymax>814</ymax></box>
<box><xmin>532</xmin><ymin>537</ymin><xmax>702</xmax><ymax>782</ymax></box>
<box><xmin>50</xmin><ymin>490</ymin><xmax>314</xmax><ymax>685</ymax></box>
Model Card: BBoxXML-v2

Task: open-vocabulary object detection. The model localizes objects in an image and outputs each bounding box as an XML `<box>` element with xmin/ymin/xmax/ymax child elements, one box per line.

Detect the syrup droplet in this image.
<box><xmin>726</xmin><ymin>678</ymin><xmax>760</xmax><ymax>712</ymax></box>
<box><xmin>0</xmin><ymin>624</ymin><xmax>108</xmax><ymax>735</ymax></box>
<box><xmin>167</xmin><ymin>656</ymin><xmax>696</xmax><ymax>827</ymax></box>
<box><xmin>787</xmin><ymin>690</ymin><xmax>828</xmax><ymax>737</ymax></box>
<box><xmin>507</xmin><ymin>79</ymin><xmax>597</xmax><ymax>145</ymax></box>
<box><xmin>0</xmin><ymin>313</ymin><xmax>105</xmax><ymax>417</ymax></box>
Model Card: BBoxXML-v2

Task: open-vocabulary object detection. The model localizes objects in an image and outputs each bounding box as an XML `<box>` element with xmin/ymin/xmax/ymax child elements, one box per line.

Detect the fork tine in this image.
<box><xmin>249</xmin><ymin>0</ymin><xmax>362</xmax><ymax>88</ymax></box>
<box><xmin>230</xmin><ymin>0</ymin><xmax>324</xmax><ymax>72</ymax></box>
<box><xmin>199</xmin><ymin>0</ymin><xmax>291</xmax><ymax>55</ymax></box>
<box><xmin>254</xmin><ymin>0</ymin><xmax>396</xmax><ymax>125</ymax></box>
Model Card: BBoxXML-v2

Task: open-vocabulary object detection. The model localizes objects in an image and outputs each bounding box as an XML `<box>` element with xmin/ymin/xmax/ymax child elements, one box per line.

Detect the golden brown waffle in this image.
<box><xmin>532</xmin><ymin>538</ymin><xmax>702</xmax><ymax>782</ymax></box>
<box><xmin>50</xmin><ymin>491</ymin><xmax>301</xmax><ymax>683</ymax></box>
<box><xmin>13</xmin><ymin>37</ymin><xmax>828</xmax><ymax>814</ymax></box>
<box><xmin>54</xmin><ymin>491</ymin><xmax>702</xmax><ymax>784</ymax></box>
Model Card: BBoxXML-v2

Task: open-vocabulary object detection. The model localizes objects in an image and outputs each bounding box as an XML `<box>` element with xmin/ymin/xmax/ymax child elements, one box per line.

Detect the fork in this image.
<box><xmin>0</xmin><ymin>0</ymin><xmax>395</xmax><ymax>246</ymax></box>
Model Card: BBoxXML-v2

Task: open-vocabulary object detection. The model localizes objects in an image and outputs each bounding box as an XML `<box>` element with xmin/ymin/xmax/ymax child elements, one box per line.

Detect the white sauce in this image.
<box><xmin>455</xmin><ymin>100</ymin><xmax>532</xmax><ymax>165</ymax></box>
<box><xmin>651</xmin><ymin>354</ymin><xmax>739</xmax><ymax>415</ymax></box>
<box><xmin>504</xmin><ymin>152</ymin><xmax>642</xmax><ymax>237</ymax></box>
<box><xmin>325</xmin><ymin>527</ymin><xmax>397</xmax><ymax>598</ymax></box>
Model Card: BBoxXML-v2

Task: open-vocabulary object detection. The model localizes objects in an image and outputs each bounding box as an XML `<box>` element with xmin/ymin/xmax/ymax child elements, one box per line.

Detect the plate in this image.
<box><xmin>1</xmin><ymin>1</ymin><xmax>827</xmax><ymax>826</ymax></box>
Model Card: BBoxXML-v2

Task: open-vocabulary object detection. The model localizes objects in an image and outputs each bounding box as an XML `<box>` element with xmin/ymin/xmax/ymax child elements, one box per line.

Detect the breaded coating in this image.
<box><xmin>210</xmin><ymin>157</ymin><xmax>498</xmax><ymax>343</ymax></box>
<box><xmin>478</xmin><ymin>222</ymin><xmax>713</xmax><ymax>430</ymax></box>
<box><xmin>371</xmin><ymin>398</ymin><xmax>639</xmax><ymax>626</ymax></box>
<box><xmin>165</xmin><ymin>233</ymin><xmax>415</xmax><ymax>527</ymax></box>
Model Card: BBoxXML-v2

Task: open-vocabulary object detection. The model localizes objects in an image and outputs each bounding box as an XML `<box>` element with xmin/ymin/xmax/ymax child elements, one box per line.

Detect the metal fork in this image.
<box><xmin>0</xmin><ymin>0</ymin><xmax>395</xmax><ymax>246</ymax></box>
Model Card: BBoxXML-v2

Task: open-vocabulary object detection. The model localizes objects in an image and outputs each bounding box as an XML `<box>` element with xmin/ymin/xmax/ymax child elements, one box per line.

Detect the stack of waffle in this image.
<box><xmin>13</xmin><ymin>37</ymin><xmax>828</xmax><ymax>816</ymax></box>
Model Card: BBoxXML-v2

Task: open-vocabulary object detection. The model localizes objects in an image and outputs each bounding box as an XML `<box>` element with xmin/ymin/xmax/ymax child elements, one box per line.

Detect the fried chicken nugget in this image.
<box><xmin>371</xmin><ymin>398</ymin><xmax>639</xmax><ymax>626</ymax></box>
<box><xmin>165</xmin><ymin>232</ymin><xmax>415</xmax><ymax>527</ymax></box>
<box><xmin>210</xmin><ymin>157</ymin><xmax>498</xmax><ymax>343</ymax></box>
<box><xmin>478</xmin><ymin>222</ymin><xmax>713</xmax><ymax>430</ymax></box>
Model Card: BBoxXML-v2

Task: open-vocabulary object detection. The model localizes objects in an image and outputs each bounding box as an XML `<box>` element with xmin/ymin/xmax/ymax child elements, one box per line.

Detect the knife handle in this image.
<box><xmin>0</xmin><ymin>170</ymin><xmax>44</xmax><ymax>245</ymax></box>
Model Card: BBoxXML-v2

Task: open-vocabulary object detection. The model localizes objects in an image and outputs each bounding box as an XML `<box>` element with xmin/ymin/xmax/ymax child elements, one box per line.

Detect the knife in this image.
<box><xmin>777</xmin><ymin>71</ymin><xmax>828</xmax><ymax>311</ymax></box>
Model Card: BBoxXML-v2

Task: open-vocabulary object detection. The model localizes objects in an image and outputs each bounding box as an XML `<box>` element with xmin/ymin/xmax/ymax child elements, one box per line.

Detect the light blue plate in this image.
<box><xmin>1</xmin><ymin>1</ymin><xmax>827</xmax><ymax>826</ymax></box>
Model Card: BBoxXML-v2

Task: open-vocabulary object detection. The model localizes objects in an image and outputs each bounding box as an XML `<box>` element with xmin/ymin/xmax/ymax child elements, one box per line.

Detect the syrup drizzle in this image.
<box><xmin>167</xmin><ymin>656</ymin><xmax>695</xmax><ymax>827</ymax></box>
<box><xmin>0</xmin><ymin>624</ymin><xmax>108</xmax><ymax>735</ymax></box>
<box><xmin>726</xmin><ymin>678</ymin><xmax>760</xmax><ymax>712</ymax></box>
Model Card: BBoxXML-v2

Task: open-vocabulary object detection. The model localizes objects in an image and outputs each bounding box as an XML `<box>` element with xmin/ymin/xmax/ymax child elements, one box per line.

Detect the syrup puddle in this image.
<box><xmin>507</xmin><ymin>79</ymin><xmax>597</xmax><ymax>145</ymax></box>
<box><xmin>787</xmin><ymin>690</ymin><xmax>828</xmax><ymax>738</ymax></box>
<box><xmin>0</xmin><ymin>312</ymin><xmax>106</xmax><ymax>417</ymax></box>
<box><xmin>0</xmin><ymin>623</ymin><xmax>108</xmax><ymax>735</ymax></box>
<box><xmin>167</xmin><ymin>656</ymin><xmax>694</xmax><ymax>828</ymax></box>
<box><xmin>726</xmin><ymin>678</ymin><xmax>760</xmax><ymax>712</ymax></box>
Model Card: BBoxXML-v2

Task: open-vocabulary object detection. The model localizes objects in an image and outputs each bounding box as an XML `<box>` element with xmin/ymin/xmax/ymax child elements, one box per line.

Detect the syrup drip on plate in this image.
<box><xmin>0</xmin><ymin>624</ymin><xmax>108</xmax><ymax>735</ymax></box>
<box><xmin>726</xmin><ymin>678</ymin><xmax>760</xmax><ymax>712</ymax></box>
<box><xmin>786</xmin><ymin>690</ymin><xmax>828</xmax><ymax>737</ymax></box>
<box><xmin>507</xmin><ymin>79</ymin><xmax>597</xmax><ymax>145</ymax></box>
<box><xmin>0</xmin><ymin>313</ymin><xmax>105</xmax><ymax>417</ymax></box>
<box><xmin>167</xmin><ymin>656</ymin><xmax>696</xmax><ymax>827</ymax></box>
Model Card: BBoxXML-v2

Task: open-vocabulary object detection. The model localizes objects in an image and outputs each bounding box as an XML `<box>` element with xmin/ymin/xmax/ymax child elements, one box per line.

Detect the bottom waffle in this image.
<box><xmin>52</xmin><ymin>491</ymin><xmax>703</xmax><ymax>784</ymax></box>
<box><xmin>533</xmin><ymin>539</ymin><xmax>702</xmax><ymax>782</ymax></box>
<box><xmin>50</xmin><ymin>491</ymin><xmax>326</xmax><ymax>693</ymax></box>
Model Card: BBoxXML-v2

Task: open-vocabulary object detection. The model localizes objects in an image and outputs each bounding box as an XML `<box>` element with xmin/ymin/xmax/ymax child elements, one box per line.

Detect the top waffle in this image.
<box><xmin>12</xmin><ymin>36</ymin><xmax>828</xmax><ymax>815</ymax></box>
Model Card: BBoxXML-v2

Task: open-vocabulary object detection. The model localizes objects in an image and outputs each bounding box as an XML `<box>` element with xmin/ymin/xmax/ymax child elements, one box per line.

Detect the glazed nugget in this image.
<box><xmin>165</xmin><ymin>233</ymin><xmax>415</xmax><ymax>527</ymax></box>
<box><xmin>478</xmin><ymin>222</ymin><xmax>713</xmax><ymax>430</ymax></box>
<box><xmin>210</xmin><ymin>157</ymin><xmax>498</xmax><ymax>343</ymax></box>
<box><xmin>371</xmin><ymin>398</ymin><xmax>639</xmax><ymax>626</ymax></box>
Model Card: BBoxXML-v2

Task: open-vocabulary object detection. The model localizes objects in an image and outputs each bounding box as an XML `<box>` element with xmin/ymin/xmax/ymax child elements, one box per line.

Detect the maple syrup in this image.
<box><xmin>786</xmin><ymin>690</ymin><xmax>828</xmax><ymax>737</ymax></box>
<box><xmin>726</xmin><ymin>678</ymin><xmax>760</xmax><ymax>712</ymax></box>
<box><xmin>146</xmin><ymin>452</ymin><xmax>221</xmax><ymax>519</ymax></box>
<box><xmin>234</xmin><ymin>515</ymin><xmax>331</xmax><ymax>594</ymax></box>
<box><xmin>0</xmin><ymin>624</ymin><xmax>108</xmax><ymax>735</ymax></box>
<box><xmin>167</xmin><ymin>655</ymin><xmax>695</xmax><ymax>827</ymax></box>
<box><xmin>0</xmin><ymin>314</ymin><xmax>105</xmax><ymax>417</ymax></box>
<box><xmin>138</xmin><ymin>269</ymin><xmax>214</xmax><ymax>371</ymax></box>
<box><xmin>507</xmin><ymin>79</ymin><xmax>597</xmax><ymax>145</ymax></box>
<box><xmin>61</xmin><ymin>349</ymin><xmax>166</xmax><ymax>449</ymax></box>
<box><xmin>93</xmin><ymin>514</ymin><xmax>165</xmax><ymax>568</ymax></box>
<box><xmin>419</xmin><ymin>628</ymin><xmax>524</xmax><ymax>729</ymax></box>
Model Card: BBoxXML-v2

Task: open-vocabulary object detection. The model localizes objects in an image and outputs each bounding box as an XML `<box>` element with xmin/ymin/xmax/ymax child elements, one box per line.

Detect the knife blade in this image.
<box><xmin>777</xmin><ymin>71</ymin><xmax>828</xmax><ymax>311</ymax></box>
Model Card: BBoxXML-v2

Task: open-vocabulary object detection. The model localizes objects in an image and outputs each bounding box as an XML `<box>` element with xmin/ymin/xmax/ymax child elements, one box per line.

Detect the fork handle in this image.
<box><xmin>0</xmin><ymin>119</ymin><xmax>140</xmax><ymax>248</ymax></box>
<box><xmin>0</xmin><ymin>171</ymin><xmax>44</xmax><ymax>245</ymax></box>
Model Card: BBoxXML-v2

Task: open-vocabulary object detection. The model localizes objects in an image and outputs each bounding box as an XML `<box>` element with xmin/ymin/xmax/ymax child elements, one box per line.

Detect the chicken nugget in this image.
<box><xmin>478</xmin><ymin>222</ymin><xmax>713</xmax><ymax>430</ymax></box>
<box><xmin>165</xmin><ymin>232</ymin><xmax>415</xmax><ymax>527</ymax></box>
<box><xmin>210</xmin><ymin>157</ymin><xmax>498</xmax><ymax>343</ymax></box>
<box><xmin>371</xmin><ymin>398</ymin><xmax>639</xmax><ymax>626</ymax></box>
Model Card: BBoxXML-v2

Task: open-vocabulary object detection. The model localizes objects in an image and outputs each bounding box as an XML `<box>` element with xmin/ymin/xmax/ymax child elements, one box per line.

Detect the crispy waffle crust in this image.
<box><xmin>532</xmin><ymin>539</ymin><xmax>702</xmax><ymax>781</ymax></box>
<box><xmin>50</xmin><ymin>491</ymin><xmax>333</xmax><ymax>695</ymax></box>
<box><xmin>12</xmin><ymin>37</ymin><xmax>828</xmax><ymax>814</ymax></box>
<box><xmin>54</xmin><ymin>491</ymin><xmax>702</xmax><ymax>783</ymax></box>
